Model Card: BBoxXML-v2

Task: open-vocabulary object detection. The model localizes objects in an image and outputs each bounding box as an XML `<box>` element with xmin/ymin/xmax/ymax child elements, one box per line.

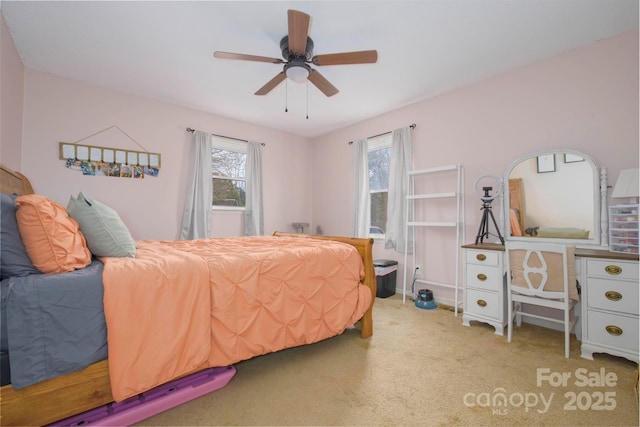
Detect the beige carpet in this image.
<box><xmin>135</xmin><ymin>295</ymin><xmax>639</xmax><ymax>426</ymax></box>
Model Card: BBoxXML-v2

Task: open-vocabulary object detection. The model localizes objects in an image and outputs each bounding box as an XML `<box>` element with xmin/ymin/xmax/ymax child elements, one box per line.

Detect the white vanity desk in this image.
<box><xmin>461</xmin><ymin>243</ymin><xmax>639</xmax><ymax>363</ymax></box>
<box><xmin>462</xmin><ymin>149</ymin><xmax>639</xmax><ymax>363</ymax></box>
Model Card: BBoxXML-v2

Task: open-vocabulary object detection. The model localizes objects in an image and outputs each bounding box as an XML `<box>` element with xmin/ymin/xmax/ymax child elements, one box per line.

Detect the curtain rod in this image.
<box><xmin>348</xmin><ymin>123</ymin><xmax>416</xmax><ymax>145</ymax></box>
<box><xmin>186</xmin><ymin>128</ymin><xmax>265</xmax><ymax>146</ymax></box>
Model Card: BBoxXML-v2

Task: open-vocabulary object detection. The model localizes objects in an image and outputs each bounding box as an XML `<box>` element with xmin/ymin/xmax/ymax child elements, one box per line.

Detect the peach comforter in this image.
<box><xmin>100</xmin><ymin>236</ymin><xmax>371</xmax><ymax>401</ymax></box>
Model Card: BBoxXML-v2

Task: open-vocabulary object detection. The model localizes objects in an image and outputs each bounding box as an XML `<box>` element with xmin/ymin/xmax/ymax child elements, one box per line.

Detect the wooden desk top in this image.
<box><xmin>462</xmin><ymin>243</ymin><xmax>639</xmax><ymax>262</ymax></box>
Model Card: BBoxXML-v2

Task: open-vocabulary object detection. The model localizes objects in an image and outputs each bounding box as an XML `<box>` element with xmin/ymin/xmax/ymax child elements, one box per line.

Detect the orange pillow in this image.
<box><xmin>15</xmin><ymin>194</ymin><xmax>91</xmax><ymax>274</ymax></box>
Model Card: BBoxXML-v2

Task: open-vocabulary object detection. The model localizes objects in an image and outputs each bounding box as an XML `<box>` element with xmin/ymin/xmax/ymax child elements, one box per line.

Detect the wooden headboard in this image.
<box><xmin>509</xmin><ymin>178</ymin><xmax>524</xmax><ymax>232</ymax></box>
<box><xmin>0</xmin><ymin>165</ymin><xmax>34</xmax><ymax>196</ymax></box>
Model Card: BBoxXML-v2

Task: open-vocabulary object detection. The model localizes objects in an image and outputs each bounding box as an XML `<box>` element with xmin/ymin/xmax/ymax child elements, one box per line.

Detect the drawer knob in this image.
<box><xmin>476</xmin><ymin>254</ymin><xmax>487</xmax><ymax>261</ymax></box>
<box><xmin>476</xmin><ymin>299</ymin><xmax>487</xmax><ymax>307</ymax></box>
<box><xmin>477</xmin><ymin>273</ymin><xmax>488</xmax><ymax>281</ymax></box>
<box><xmin>604</xmin><ymin>265</ymin><xmax>622</xmax><ymax>275</ymax></box>
<box><xmin>605</xmin><ymin>291</ymin><xmax>622</xmax><ymax>301</ymax></box>
<box><xmin>605</xmin><ymin>325</ymin><xmax>623</xmax><ymax>336</ymax></box>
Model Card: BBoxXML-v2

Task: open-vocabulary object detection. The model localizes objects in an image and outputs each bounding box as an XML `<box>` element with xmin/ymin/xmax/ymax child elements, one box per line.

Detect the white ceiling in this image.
<box><xmin>2</xmin><ymin>1</ymin><xmax>638</xmax><ymax>138</ymax></box>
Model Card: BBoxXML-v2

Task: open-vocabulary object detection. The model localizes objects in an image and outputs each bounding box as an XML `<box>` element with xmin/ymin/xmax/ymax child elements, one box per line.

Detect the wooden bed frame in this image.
<box><xmin>0</xmin><ymin>164</ymin><xmax>376</xmax><ymax>426</ymax></box>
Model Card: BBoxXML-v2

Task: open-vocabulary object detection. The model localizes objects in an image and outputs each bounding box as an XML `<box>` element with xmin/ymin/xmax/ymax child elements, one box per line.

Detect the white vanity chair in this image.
<box><xmin>506</xmin><ymin>241</ymin><xmax>578</xmax><ymax>358</ymax></box>
<box><xmin>462</xmin><ymin>149</ymin><xmax>639</xmax><ymax>362</ymax></box>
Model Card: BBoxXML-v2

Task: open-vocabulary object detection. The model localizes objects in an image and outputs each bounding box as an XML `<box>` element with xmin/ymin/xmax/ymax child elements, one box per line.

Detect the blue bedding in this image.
<box><xmin>0</xmin><ymin>259</ymin><xmax>108</xmax><ymax>389</ymax></box>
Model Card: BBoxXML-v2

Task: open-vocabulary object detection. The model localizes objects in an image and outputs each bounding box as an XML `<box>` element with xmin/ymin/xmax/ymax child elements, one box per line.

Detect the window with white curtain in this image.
<box><xmin>211</xmin><ymin>136</ymin><xmax>247</xmax><ymax>209</ymax></box>
<box><xmin>368</xmin><ymin>134</ymin><xmax>392</xmax><ymax>236</ymax></box>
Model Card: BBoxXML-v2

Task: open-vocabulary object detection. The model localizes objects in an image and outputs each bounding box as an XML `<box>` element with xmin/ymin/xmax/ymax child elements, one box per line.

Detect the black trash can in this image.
<box><xmin>374</xmin><ymin>259</ymin><xmax>398</xmax><ymax>298</ymax></box>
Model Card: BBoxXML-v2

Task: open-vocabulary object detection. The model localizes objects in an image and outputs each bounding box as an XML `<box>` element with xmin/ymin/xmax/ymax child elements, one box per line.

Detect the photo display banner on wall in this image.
<box><xmin>59</xmin><ymin>142</ymin><xmax>161</xmax><ymax>178</ymax></box>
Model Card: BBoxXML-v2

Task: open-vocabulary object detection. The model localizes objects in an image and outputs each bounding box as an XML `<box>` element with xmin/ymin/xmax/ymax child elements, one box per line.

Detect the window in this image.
<box><xmin>212</xmin><ymin>136</ymin><xmax>247</xmax><ymax>209</ymax></box>
<box><xmin>368</xmin><ymin>134</ymin><xmax>392</xmax><ymax>235</ymax></box>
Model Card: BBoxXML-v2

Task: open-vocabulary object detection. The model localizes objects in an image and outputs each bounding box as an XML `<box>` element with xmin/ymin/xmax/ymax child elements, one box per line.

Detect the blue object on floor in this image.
<box><xmin>415</xmin><ymin>289</ymin><xmax>437</xmax><ymax>310</ymax></box>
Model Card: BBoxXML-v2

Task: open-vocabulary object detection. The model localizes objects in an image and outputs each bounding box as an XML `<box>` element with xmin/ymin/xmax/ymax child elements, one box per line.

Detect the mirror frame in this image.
<box><xmin>503</xmin><ymin>149</ymin><xmax>608</xmax><ymax>248</ymax></box>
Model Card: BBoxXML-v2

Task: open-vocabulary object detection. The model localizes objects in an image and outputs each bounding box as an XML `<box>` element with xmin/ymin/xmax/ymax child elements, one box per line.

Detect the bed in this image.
<box><xmin>0</xmin><ymin>164</ymin><xmax>376</xmax><ymax>426</ymax></box>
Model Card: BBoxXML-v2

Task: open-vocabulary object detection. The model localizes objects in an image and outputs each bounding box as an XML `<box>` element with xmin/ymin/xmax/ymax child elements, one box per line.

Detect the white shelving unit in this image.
<box><xmin>402</xmin><ymin>164</ymin><xmax>464</xmax><ymax>315</ymax></box>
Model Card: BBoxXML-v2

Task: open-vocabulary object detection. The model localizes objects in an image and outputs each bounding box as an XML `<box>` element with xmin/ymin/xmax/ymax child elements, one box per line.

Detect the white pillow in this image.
<box><xmin>67</xmin><ymin>192</ymin><xmax>136</xmax><ymax>257</ymax></box>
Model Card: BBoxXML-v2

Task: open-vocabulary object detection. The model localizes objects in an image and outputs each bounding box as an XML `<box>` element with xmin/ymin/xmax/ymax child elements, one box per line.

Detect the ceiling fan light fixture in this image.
<box><xmin>285</xmin><ymin>63</ymin><xmax>310</xmax><ymax>83</ymax></box>
<box><xmin>214</xmin><ymin>10</ymin><xmax>376</xmax><ymax>97</ymax></box>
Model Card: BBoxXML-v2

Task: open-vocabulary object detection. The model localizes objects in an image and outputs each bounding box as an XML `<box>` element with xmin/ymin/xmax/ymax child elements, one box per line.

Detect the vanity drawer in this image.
<box><xmin>586</xmin><ymin>310</ymin><xmax>639</xmax><ymax>353</ymax></box>
<box><xmin>465</xmin><ymin>250</ymin><xmax>500</xmax><ymax>267</ymax></box>
<box><xmin>586</xmin><ymin>259</ymin><xmax>639</xmax><ymax>281</ymax></box>
<box><xmin>586</xmin><ymin>277</ymin><xmax>639</xmax><ymax>315</ymax></box>
<box><xmin>466</xmin><ymin>265</ymin><xmax>502</xmax><ymax>291</ymax></box>
<box><xmin>466</xmin><ymin>289</ymin><xmax>501</xmax><ymax>320</ymax></box>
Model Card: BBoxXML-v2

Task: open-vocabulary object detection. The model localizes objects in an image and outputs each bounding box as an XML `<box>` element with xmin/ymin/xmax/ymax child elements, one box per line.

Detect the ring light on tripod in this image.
<box><xmin>473</xmin><ymin>174</ymin><xmax>505</xmax><ymax>244</ymax></box>
<box><xmin>473</xmin><ymin>174</ymin><xmax>502</xmax><ymax>202</ymax></box>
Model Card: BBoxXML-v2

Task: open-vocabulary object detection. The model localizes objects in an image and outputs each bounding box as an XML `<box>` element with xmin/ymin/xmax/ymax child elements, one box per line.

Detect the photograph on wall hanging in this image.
<box><xmin>60</xmin><ymin>142</ymin><xmax>160</xmax><ymax>179</ymax></box>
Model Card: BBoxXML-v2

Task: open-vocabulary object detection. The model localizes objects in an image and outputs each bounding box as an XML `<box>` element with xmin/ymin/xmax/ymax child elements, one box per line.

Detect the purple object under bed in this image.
<box><xmin>47</xmin><ymin>366</ymin><xmax>236</xmax><ymax>427</ymax></box>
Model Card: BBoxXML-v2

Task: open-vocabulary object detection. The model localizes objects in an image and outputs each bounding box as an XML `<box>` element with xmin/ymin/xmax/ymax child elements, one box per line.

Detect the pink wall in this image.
<box><xmin>20</xmin><ymin>71</ymin><xmax>313</xmax><ymax>240</ymax></box>
<box><xmin>310</xmin><ymin>30</ymin><xmax>639</xmax><ymax>298</ymax></box>
<box><xmin>0</xmin><ymin>12</ymin><xmax>24</xmax><ymax>170</ymax></box>
<box><xmin>4</xmin><ymin>17</ymin><xmax>638</xmax><ymax>301</ymax></box>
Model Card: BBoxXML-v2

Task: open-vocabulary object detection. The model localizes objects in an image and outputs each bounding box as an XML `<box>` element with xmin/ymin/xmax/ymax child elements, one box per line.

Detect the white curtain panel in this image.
<box><xmin>353</xmin><ymin>139</ymin><xmax>370</xmax><ymax>238</ymax></box>
<box><xmin>385</xmin><ymin>127</ymin><xmax>413</xmax><ymax>252</ymax></box>
<box><xmin>180</xmin><ymin>130</ymin><xmax>213</xmax><ymax>240</ymax></box>
<box><xmin>244</xmin><ymin>141</ymin><xmax>264</xmax><ymax>236</ymax></box>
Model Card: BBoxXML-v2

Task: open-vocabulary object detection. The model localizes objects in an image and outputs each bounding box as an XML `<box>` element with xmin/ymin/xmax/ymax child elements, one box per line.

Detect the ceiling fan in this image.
<box><xmin>213</xmin><ymin>9</ymin><xmax>378</xmax><ymax>97</ymax></box>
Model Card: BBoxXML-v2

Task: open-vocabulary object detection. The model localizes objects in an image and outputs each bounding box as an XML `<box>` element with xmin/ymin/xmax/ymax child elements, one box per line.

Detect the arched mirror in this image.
<box><xmin>503</xmin><ymin>149</ymin><xmax>607</xmax><ymax>247</ymax></box>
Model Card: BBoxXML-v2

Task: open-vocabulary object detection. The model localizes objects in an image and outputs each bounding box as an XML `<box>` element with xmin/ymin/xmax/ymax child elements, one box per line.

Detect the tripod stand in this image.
<box><xmin>475</xmin><ymin>187</ymin><xmax>505</xmax><ymax>245</ymax></box>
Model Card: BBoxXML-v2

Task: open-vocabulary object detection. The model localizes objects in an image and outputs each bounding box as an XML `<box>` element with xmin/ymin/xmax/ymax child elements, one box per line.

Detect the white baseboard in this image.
<box><xmin>399</xmin><ymin>289</ymin><xmax>583</xmax><ymax>341</ymax></box>
<box><xmin>398</xmin><ymin>290</ymin><xmax>462</xmax><ymax>311</ymax></box>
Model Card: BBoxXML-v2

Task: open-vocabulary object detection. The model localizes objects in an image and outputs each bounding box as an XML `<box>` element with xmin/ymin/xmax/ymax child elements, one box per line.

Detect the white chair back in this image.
<box><xmin>507</xmin><ymin>241</ymin><xmax>571</xmax><ymax>300</ymax></box>
<box><xmin>505</xmin><ymin>241</ymin><xmax>578</xmax><ymax>358</ymax></box>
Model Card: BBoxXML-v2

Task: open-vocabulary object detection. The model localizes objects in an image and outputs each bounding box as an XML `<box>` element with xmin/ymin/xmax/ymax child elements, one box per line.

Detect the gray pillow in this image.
<box><xmin>0</xmin><ymin>193</ymin><xmax>41</xmax><ymax>279</ymax></box>
<box><xmin>67</xmin><ymin>192</ymin><xmax>136</xmax><ymax>258</ymax></box>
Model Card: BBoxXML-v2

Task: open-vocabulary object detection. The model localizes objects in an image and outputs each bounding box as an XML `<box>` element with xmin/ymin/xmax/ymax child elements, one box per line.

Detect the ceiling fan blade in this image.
<box><xmin>288</xmin><ymin>10</ymin><xmax>310</xmax><ymax>56</ymax></box>
<box><xmin>308</xmin><ymin>69</ymin><xmax>339</xmax><ymax>97</ymax></box>
<box><xmin>312</xmin><ymin>50</ymin><xmax>378</xmax><ymax>66</ymax></box>
<box><xmin>214</xmin><ymin>51</ymin><xmax>283</xmax><ymax>64</ymax></box>
<box><xmin>255</xmin><ymin>72</ymin><xmax>286</xmax><ymax>95</ymax></box>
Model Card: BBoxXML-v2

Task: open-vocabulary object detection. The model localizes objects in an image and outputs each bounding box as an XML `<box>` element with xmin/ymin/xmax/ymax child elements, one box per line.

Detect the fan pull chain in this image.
<box><xmin>285</xmin><ymin>80</ymin><xmax>288</xmax><ymax>113</ymax></box>
<box><xmin>306</xmin><ymin>81</ymin><xmax>309</xmax><ymax>119</ymax></box>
